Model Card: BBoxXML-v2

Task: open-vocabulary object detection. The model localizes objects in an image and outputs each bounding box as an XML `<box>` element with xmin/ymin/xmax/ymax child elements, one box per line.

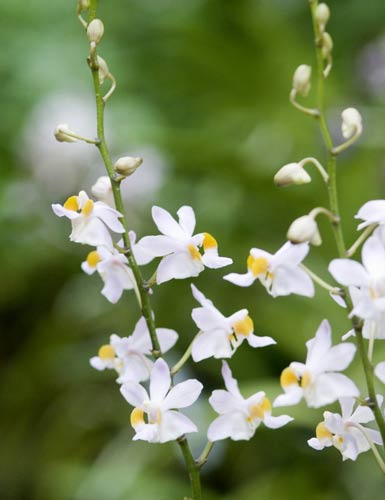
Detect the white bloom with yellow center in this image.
<box><xmin>120</xmin><ymin>358</ymin><xmax>203</xmax><ymax>443</ymax></box>
<box><xmin>207</xmin><ymin>361</ymin><xmax>293</xmax><ymax>442</ymax></box>
<box><xmin>135</xmin><ymin>206</ymin><xmax>232</xmax><ymax>284</ymax></box>
<box><xmin>90</xmin><ymin>317</ymin><xmax>178</xmax><ymax>383</ymax></box>
<box><xmin>274</xmin><ymin>320</ymin><xmax>359</xmax><ymax>409</ymax></box>
<box><xmin>355</xmin><ymin>199</ymin><xmax>385</xmax><ymax>230</ymax></box>
<box><xmin>190</xmin><ymin>285</ymin><xmax>275</xmax><ymax>361</ymax></box>
<box><xmin>329</xmin><ymin>234</ymin><xmax>385</xmax><ymax>338</ymax></box>
<box><xmin>308</xmin><ymin>397</ymin><xmax>382</xmax><ymax>461</ymax></box>
<box><xmin>52</xmin><ymin>190</ymin><xmax>124</xmax><ymax>248</ymax></box>
<box><xmin>224</xmin><ymin>241</ymin><xmax>314</xmax><ymax>297</ymax></box>
<box><xmin>81</xmin><ymin>246</ymin><xmax>135</xmax><ymax>303</ymax></box>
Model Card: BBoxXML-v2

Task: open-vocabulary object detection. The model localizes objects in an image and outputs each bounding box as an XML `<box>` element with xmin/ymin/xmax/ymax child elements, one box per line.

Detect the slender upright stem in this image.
<box><xmin>177</xmin><ymin>437</ymin><xmax>202</xmax><ymax>500</ymax></box>
<box><xmin>309</xmin><ymin>0</ymin><xmax>385</xmax><ymax>457</ymax></box>
<box><xmin>87</xmin><ymin>0</ymin><xmax>160</xmax><ymax>356</ymax></box>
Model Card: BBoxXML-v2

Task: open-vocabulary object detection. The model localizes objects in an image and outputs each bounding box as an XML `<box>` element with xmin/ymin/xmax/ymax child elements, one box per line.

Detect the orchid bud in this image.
<box><xmin>341</xmin><ymin>107</ymin><xmax>362</xmax><ymax>139</ymax></box>
<box><xmin>91</xmin><ymin>176</ymin><xmax>114</xmax><ymax>206</ymax></box>
<box><xmin>87</xmin><ymin>19</ymin><xmax>104</xmax><ymax>45</ymax></box>
<box><xmin>274</xmin><ymin>162</ymin><xmax>311</xmax><ymax>187</ymax></box>
<box><xmin>315</xmin><ymin>3</ymin><xmax>330</xmax><ymax>30</ymax></box>
<box><xmin>78</xmin><ymin>0</ymin><xmax>90</xmax><ymax>12</ymax></box>
<box><xmin>114</xmin><ymin>156</ymin><xmax>143</xmax><ymax>176</ymax></box>
<box><xmin>292</xmin><ymin>65</ymin><xmax>312</xmax><ymax>97</ymax></box>
<box><xmin>287</xmin><ymin>215</ymin><xmax>322</xmax><ymax>246</ymax></box>
<box><xmin>97</xmin><ymin>56</ymin><xmax>109</xmax><ymax>84</ymax></box>
<box><xmin>54</xmin><ymin>124</ymin><xmax>77</xmax><ymax>143</ymax></box>
<box><xmin>321</xmin><ymin>32</ymin><xmax>333</xmax><ymax>59</ymax></box>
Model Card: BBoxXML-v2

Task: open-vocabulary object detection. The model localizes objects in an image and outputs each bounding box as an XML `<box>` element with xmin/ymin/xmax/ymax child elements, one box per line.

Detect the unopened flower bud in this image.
<box><xmin>114</xmin><ymin>156</ymin><xmax>143</xmax><ymax>176</ymax></box>
<box><xmin>54</xmin><ymin>124</ymin><xmax>77</xmax><ymax>143</ymax></box>
<box><xmin>341</xmin><ymin>107</ymin><xmax>362</xmax><ymax>139</ymax></box>
<box><xmin>87</xmin><ymin>19</ymin><xmax>104</xmax><ymax>45</ymax></box>
<box><xmin>78</xmin><ymin>0</ymin><xmax>90</xmax><ymax>12</ymax></box>
<box><xmin>315</xmin><ymin>3</ymin><xmax>330</xmax><ymax>30</ymax></box>
<box><xmin>97</xmin><ymin>56</ymin><xmax>109</xmax><ymax>84</ymax></box>
<box><xmin>321</xmin><ymin>32</ymin><xmax>333</xmax><ymax>59</ymax></box>
<box><xmin>91</xmin><ymin>176</ymin><xmax>114</xmax><ymax>206</ymax></box>
<box><xmin>287</xmin><ymin>215</ymin><xmax>321</xmax><ymax>246</ymax></box>
<box><xmin>292</xmin><ymin>65</ymin><xmax>312</xmax><ymax>97</ymax></box>
<box><xmin>274</xmin><ymin>162</ymin><xmax>311</xmax><ymax>187</ymax></box>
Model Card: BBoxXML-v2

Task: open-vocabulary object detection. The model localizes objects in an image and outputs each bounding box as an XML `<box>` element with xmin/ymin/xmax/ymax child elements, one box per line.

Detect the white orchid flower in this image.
<box><xmin>224</xmin><ymin>241</ymin><xmax>314</xmax><ymax>298</ymax></box>
<box><xmin>190</xmin><ymin>285</ymin><xmax>275</xmax><ymax>361</ymax></box>
<box><xmin>120</xmin><ymin>358</ymin><xmax>202</xmax><ymax>443</ymax></box>
<box><xmin>355</xmin><ymin>200</ymin><xmax>385</xmax><ymax>230</ymax></box>
<box><xmin>274</xmin><ymin>320</ymin><xmax>359</xmax><ymax>409</ymax></box>
<box><xmin>207</xmin><ymin>361</ymin><xmax>292</xmax><ymax>442</ymax></box>
<box><xmin>308</xmin><ymin>397</ymin><xmax>383</xmax><ymax>461</ymax></box>
<box><xmin>90</xmin><ymin>317</ymin><xmax>178</xmax><ymax>383</ymax></box>
<box><xmin>81</xmin><ymin>245</ymin><xmax>135</xmax><ymax>303</ymax></box>
<box><xmin>135</xmin><ymin>206</ymin><xmax>232</xmax><ymax>284</ymax></box>
<box><xmin>52</xmin><ymin>190</ymin><xmax>124</xmax><ymax>248</ymax></box>
<box><xmin>329</xmin><ymin>234</ymin><xmax>385</xmax><ymax>338</ymax></box>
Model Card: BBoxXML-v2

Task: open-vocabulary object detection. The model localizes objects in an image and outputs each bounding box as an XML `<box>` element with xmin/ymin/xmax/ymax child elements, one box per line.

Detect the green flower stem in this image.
<box><xmin>197</xmin><ymin>441</ymin><xmax>214</xmax><ymax>469</ymax></box>
<box><xmin>309</xmin><ymin>0</ymin><xmax>385</xmax><ymax>459</ymax></box>
<box><xmin>87</xmin><ymin>0</ymin><xmax>160</xmax><ymax>357</ymax></box>
<box><xmin>171</xmin><ymin>336</ymin><xmax>196</xmax><ymax>376</ymax></box>
<box><xmin>346</xmin><ymin>224</ymin><xmax>376</xmax><ymax>257</ymax></box>
<box><xmin>300</xmin><ymin>264</ymin><xmax>341</xmax><ymax>294</ymax></box>
<box><xmin>350</xmin><ymin>423</ymin><xmax>385</xmax><ymax>475</ymax></box>
<box><xmin>177</xmin><ymin>436</ymin><xmax>202</xmax><ymax>500</ymax></box>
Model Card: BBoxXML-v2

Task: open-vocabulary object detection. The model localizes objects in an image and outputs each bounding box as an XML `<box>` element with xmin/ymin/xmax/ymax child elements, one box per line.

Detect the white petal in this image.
<box><xmin>375</xmin><ymin>361</ymin><xmax>385</xmax><ymax>384</ymax></box>
<box><xmin>191</xmin><ymin>307</ymin><xmax>227</xmax><ymax>332</ymax></box>
<box><xmin>273</xmin><ymin>387</ymin><xmax>303</xmax><ymax>407</ymax></box>
<box><xmin>90</xmin><ymin>356</ymin><xmax>108</xmax><ymax>370</ymax></box>
<box><xmin>156</xmin><ymin>252</ymin><xmax>203</xmax><ymax>284</ymax></box>
<box><xmin>156</xmin><ymin>328</ymin><xmax>178</xmax><ymax>353</ymax></box>
<box><xmin>163</xmin><ymin>379</ymin><xmax>203</xmax><ymax>410</ymax></box>
<box><xmin>328</xmin><ymin>259</ymin><xmax>369</xmax><ymax>287</ymax></box>
<box><xmin>117</xmin><ymin>356</ymin><xmax>152</xmax><ymax>384</ymax></box>
<box><xmin>133</xmin><ymin>423</ymin><xmax>159</xmax><ymax>443</ymax></box>
<box><xmin>130</xmin><ymin>317</ymin><xmax>152</xmax><ymax>353</ymax></box>
<box><xmin>306</xmin><ymin>320</ymin><xmax>332</xmax><ymax>368</ymax></box>
<box><xmin>355</xmin><ymin>200</ymin><xmax>385</xmax><ymax>228</ymax></box>
<box><xmin>202</xmin><ymin>250</ymin><xmax>233</xmax><ymax>269</ymax></box>
<box><xmin>272</xmin><ymin>241</ymin><xmax>309</xmax><ymax>267</ymax></box>
<box><xmin>177</xmin><ymin>206</ymin><xmax>196</xmax><ymax>236</ymax></box>
<box><xmin>338</xmin><ymin>397</ymin><xmax>355</xmax><ymax>420</ymax></box>
<box><xmin>315</xmin><ymin>342</ymin><xmax>356</xmax><ymax>373</ymax></box>
<box><xmin>341</xmin><ymin>433</ymin><xmax>360</xmax><ymax>461</ymax></box>
<box><xmin>93</xmin><ymin>202</ymin><xmax>125</xmax><ymax>233</ymax></box>
<box><xmin>135</xmin><ymin>235</ymin><xmax>180</xmax><ymax>257</ymax></box>
<box><xmin>362</xmin><ymin>235</ymin><xmax>385</xmax><ymax>277</ymax></box>
<box><xmin>207</xmin><ymin>413</ymin><xmax>253</xmax><ymax>441</ymax></box>
<box><xmin>307</xmin><ymin>373</ymin><xmax>359</xmax><ymax>408</ymax></box>
<box><xmin>152</xmin><ymin>206</ymin><xmax>186</xmax><ymax>239</ymax></box>
<box><xmin>272</xmin><ymin>266</ymin><xmax>314</xmax><ymax>297</ymax></box>
<box><xmin>263</xmin><ymin>414</ymin><xmax>293</xmax><ymax>429</ymax></box>
<box><xmin>191</xmin><ymin>330</ymin><xmax>232</xmax><ymax>361</ymax></box>
<box><xmin>221</xmin><ymin>361</ymin><xmax>242</xmax><ymax>397</ymax></box>
<box><xmin>120</xmin><ymin>382</ymin><xmax>148</xmax><ymax>407</ymax></box>
<box><xmin>149</xmin><ymin>358</ymin><xmax>171</xmax><ymax>402</ymax></box>
<box><xmin>51</xmin><ymin>203</ymin><xmax>79</xmax><ymax>220</ymax></box>
<box><xmin>158</xmin><ymin>410</ymin><xmax>198</xmax><ymax>442</ymax></box>
<box><xmin>247</xmin><ymin>334</ymin><xmax>276</xmax><ymax>348</ymax></box>
<box><xmin>223</xmin><ymin>271</ymin><xmax>255</xmax><ymax>287</ymax></box>
<box><xmin>350</xmin><ymin>405</ymin><xmax>375</xmax><ymax>425</ymax></box>
<box><xmin>209</xmin><ymin>389</ymin><xmax>242</xmax><ymax>414</ymax></box>
<box><xmin>307</xmin><ymin>437</ymin><xmax>327</xmax><ymax>451</ymax></box>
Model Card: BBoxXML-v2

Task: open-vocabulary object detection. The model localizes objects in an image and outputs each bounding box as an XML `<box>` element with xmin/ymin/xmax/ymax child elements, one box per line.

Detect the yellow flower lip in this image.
<box><xmin>233</xmin><ymin>316</ymin><xmax>253</xmax><ymax>337</ymax></box>
<box><xmin>248</xmin><ymin>397</ymin><xmax>272</xmax><ymax>421</ymax></box>
<box><xmin>247</xmin><ymin>255</ymin><xmax>269</xmax><ymax>277</ymax></box>
<box><xmin>81</xmin><ymin>199</ymin><xmax>94</xmax><ymax>216</ymax></box>
<box><xmin>188</xmin><ymin>244</ymin><xmax>201</xmax><ymax>261</ymax></box>
<box><xmin>98</xmin><ymin>344</ymin><xmax>115</xmax><ymax>360</ymax></box>
<box><xmin>203</xmin><ymin>232</ymin><xmax>218</xmax><ymax>251</ymax></box>
<box><xmin>63</xmin><ymin>195</ymin><xmax>79</xmax><ymax>211</ymax></box>
<box><xmin>87</xmin><ymin>250</ymin><xmax>101</xmax><ymax>268</ymax></box>
<box><xmin>280</xmin><ymin>367</ymin><xmax>298</xmax><ymax>388</ymax></box>
<box><xmin>130</xmin><ymin>407</ymin><xmax>145</xmax><ymax>428</ymax></box>
<box><xmin>316</xmin><ymin>421</ymin><xmax>332</xmax><ymax>440</ymax></box>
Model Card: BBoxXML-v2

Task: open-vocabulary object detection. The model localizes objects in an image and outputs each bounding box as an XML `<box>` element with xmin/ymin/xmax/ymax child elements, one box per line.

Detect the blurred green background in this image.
<box><xmin>1</xmin><ymin>0</ymin><xmax>385</xmax><ymax>498</ymax></box>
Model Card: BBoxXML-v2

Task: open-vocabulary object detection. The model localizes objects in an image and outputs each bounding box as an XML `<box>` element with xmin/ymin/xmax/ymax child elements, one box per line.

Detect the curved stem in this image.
<box><xmin>347</xmin><ymin>422</ymin><xmax>385</xmax><ymax>475</ymax></box>
<box><xmin>87</xmin><ymin>0</ymin><xmax>160</xmax><ymax>357</ymax></box>
<box><xmin>332</xmin><ymin>125</ymin><xmax>362</xmax><ymax>156</ymax></box>
<box><xmin>197</xmin><ymin>441</ymin><xmax>214</xmax><ymax>469</ymax></box>
<box><xmin>177</xmin><ymin>437</ymin><xmax>202</xmax><ymax>500</ymax></box>
<box><xmin>299</xmin><ymin>157</ymin><xmax>329</xmax><ymax>184</ymax></box>
<box><xmin>301</xmin><ymin>264</ymin><xmax>341</xmax><ymax>294</ymax></box>
<box><xmin>289</xmin><ymin>89</ymin><xmax>320</xmax><ymax>117</ymax></box>
<box><xmin>171</xmin><ymin>336</ymin><xmax>196</xmax><ymax>376</ymax></box>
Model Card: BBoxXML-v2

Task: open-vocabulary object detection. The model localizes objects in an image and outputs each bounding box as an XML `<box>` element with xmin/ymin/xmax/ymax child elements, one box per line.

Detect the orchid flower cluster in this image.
<box><xmin>51</xmin><ymin>1</ymin><xmax>385</xmax><ymax>498</ymax></box>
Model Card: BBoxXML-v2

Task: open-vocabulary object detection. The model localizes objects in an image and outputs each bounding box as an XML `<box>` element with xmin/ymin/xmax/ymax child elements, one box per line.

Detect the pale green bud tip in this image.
<box><xmin>287</xmin><ymin>215</ymin><xmax>322</xmax><ymax>246</ymax></box>
<box><xmin>97</xmin><ymin>56</ymin><xmax>109</xmax><ymax>84</ymax></box>
<box><xmin>321</xmin><ymin>32</ymin><xmax>333</xmax><ymax>58</ymax></box>
<box><xmin>114</xmin><ymin>156</ymin><xmax>143</xmax><ymax>176</ymax></box>
<box><xmin>341</xmin><ymin>107</ymin><xmax>362</xmax><ymax>139</ymax></box>
<box><xmin>315</xmin><ymin>3</ymin><xmax>330</xmax><ymax>28</ymax></box>
<box><xmin>78</xmin><ymin>0</ymin><xmax>90</xmax><ymax>12</ymax></box>
<box><xmin>274</xmin><ymin>162</ymin><xmax>311</xmax><ymax>187</ymax></box>
<box><xmin>54</xmin><ymin>124</ymin><xmax>77</xmax><ymax>143</ymax></box>
<box><xmin>292</xmin><ymin>65</ymin><xmax>312</xmax><ymax>97</ymax></box>
<box><xmin>87</xmin><ymin>19</ymin><xmax>104</xmax><ymax>45</ymax></box>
